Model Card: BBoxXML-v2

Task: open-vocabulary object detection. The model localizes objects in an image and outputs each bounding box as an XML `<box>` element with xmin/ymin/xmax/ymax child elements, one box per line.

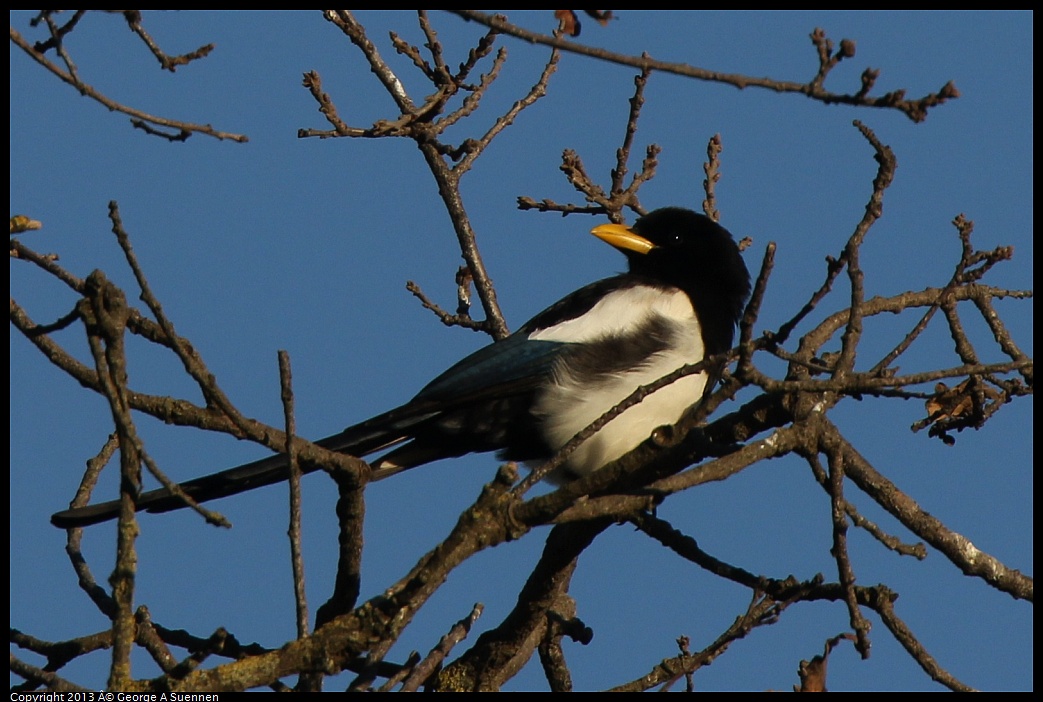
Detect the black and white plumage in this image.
<box><xmin>51</xmin><ymin>207</ymin><xmax>750</xmax><ymax>528</ymax></box>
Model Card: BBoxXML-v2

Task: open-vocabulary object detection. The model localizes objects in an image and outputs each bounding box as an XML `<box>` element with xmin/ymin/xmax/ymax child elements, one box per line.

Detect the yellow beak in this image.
<box><xmin>590</xmin><ymin>222</ymin><xmax>655</xmax><ymax>255</ymax></box>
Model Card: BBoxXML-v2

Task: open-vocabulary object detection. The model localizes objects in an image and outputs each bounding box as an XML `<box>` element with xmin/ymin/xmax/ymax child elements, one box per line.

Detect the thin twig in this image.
<box><xmin>819</xmin><ymin>432</ymin><xmax>873</xmax><ymax>657</ymax></box>
<box><xmin>834</xmin><ymin>121</ymin><xmax>896</xmax><ymax>379</ymax></box>
<box><xmin>610</xmin><ymin>66</ymin><xmax>651</xmax><ymax>196</ymax></box>
<box><xmin>10</xmin><ymin>27</ymin><xmax>247</xmax><ymax>141</ymax></box>
<box><xmin>406</xmin><ymin>280</ymin><xmax>489</xmax><ymax>332</ymax></box>
<box><xmin>447</xmin><ymin>11</ymin><xmax>959</xmax><ymax>123</ymax></box>
<box><xmin>400</xmin><ymin>603</ymin><xmax>484</xmax><ymax>691</ymax></box>
<box><xmin>279</xmin><ymin>351</ymin><xmax>309</xmax><ymax>641</ymax></box>
<box><xmin>702</xmin><ymin>133</ymin><xmax>723</xmax><ymax>221</ymax></box>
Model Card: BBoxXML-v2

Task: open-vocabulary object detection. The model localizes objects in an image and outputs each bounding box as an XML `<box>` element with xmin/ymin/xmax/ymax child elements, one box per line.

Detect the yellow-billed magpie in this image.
<box><xmin>51</xmin><ymin>207</ymin><xmax>750</xmax><ymax>528</ymax></box>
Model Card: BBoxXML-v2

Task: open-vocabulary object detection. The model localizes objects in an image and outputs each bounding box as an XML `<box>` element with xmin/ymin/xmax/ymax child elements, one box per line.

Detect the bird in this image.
<box><xmin>51</xmin><ymin>207</ymin><xmax>751</xmax><ymax>528</ymax></box>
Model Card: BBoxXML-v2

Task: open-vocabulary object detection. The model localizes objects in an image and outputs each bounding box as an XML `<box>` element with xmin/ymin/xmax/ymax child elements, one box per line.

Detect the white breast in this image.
<box><xmin>530</xmin><ymin>286</ymin><xmax>706</xmax><ymax>478</ymax></box>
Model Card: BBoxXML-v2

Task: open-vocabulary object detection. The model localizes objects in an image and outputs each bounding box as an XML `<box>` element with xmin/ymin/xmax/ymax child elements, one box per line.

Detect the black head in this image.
<box><xmin>591</xmin><ymin>207</ymin><xmax>751</xmax><ymax>354</ymax></box>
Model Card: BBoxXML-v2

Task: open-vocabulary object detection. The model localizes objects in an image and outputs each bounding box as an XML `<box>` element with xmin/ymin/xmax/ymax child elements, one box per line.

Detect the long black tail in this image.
<box><xmin>49</xmin><ymin>403</ymin><xmax>438</xmax><ymax>529</ymax></box>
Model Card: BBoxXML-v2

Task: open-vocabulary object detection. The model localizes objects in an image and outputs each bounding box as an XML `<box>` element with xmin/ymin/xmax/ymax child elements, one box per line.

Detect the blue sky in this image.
<box><xmin>10</xmin><ymin>11</ymin><xmax>1032</xmax><ymax>691</ymax></box>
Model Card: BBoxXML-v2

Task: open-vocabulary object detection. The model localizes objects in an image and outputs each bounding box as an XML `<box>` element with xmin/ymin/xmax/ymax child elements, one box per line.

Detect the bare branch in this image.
<box><xmin>825</xmin><ymin>419</ymin><xmax>1033</xmax><ymax>601</ymax></box>
<box><xmin>10</xmin><ymin>25</ymin><xmax>247</xmax><ymax>141</ymax></box>
<box><xmin>447</xmin><ymin>11</ymin><xmax>959</xmax><ymax>122</ymax></box>
<box><xmin>702</xmin><ymin>134</ymin><xmax>723</xmax><ymax>221</ymax></box>
<box><xmin>279</xmin><ymin>351</ymin><xmax>310</xmax><ymax>643</ymax></box>
<box><xmin>400</xmin><ymin>603</ymin><xmax>484</xmax><ymax>691</ymax></box>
